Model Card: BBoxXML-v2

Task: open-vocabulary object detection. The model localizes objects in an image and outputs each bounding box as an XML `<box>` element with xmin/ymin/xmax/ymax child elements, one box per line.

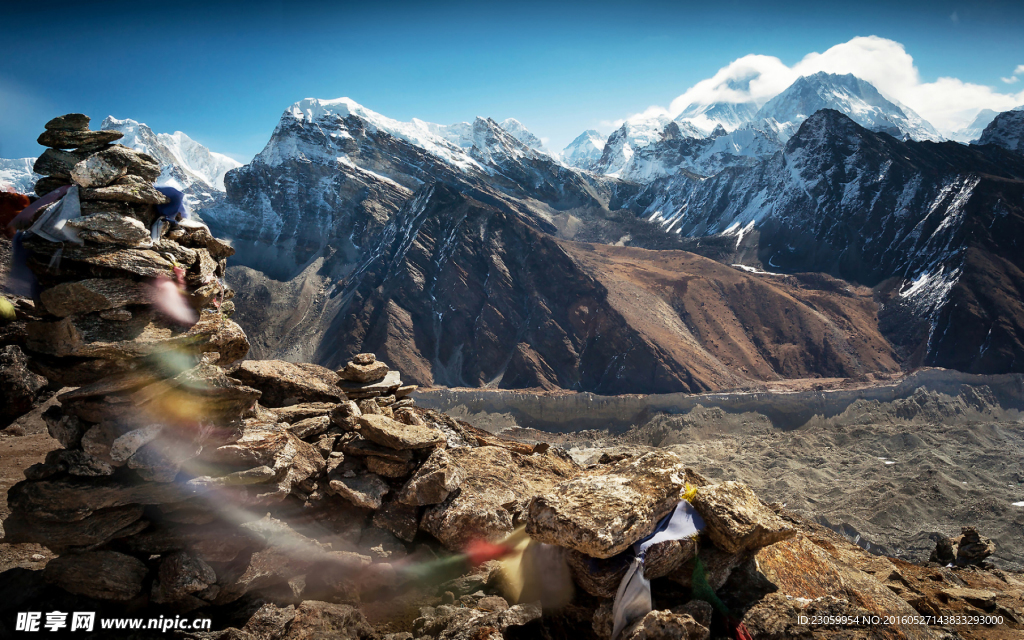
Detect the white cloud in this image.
<box><xmin>628</xmin><ymin>36</ymin><xmax>1024</xmax><ymax>137</ymax></box>
<box><xmin>1004</xmin><ymin>65</ymin><xmax>1024</xmax><ymax>84</ymax></box>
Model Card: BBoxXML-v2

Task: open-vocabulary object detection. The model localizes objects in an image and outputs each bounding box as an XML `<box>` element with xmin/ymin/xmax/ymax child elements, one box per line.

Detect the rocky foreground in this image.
<box><xmin>1</xmin><ymin>115</ymin><xmax>1023</xmax><ymax>639</ymax></box>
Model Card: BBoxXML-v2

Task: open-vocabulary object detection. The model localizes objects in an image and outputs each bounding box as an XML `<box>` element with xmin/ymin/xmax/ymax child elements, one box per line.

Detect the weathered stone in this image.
<box><xmin>178</xmin><ymin>225</ymin><xmax>236</xmax><ymax>259</ymax></box>
<box><xmin>24</xmin><ymin>236</ymin><xmax>173</xmax><ymax>277</ymax></box>
<box><xmin>955</xmin><ymin>527</ymin><xmax>995</xmax><ymax>566</ymax></box>
<box><xmin>315</xmin><ymin>435</ymin><xmax>336</xmax><ymax>458</ymax></box>
<box><xmin>394</xmin><ymin>408</ymin><xmax>425</xmax><ymax>426</ymax></box>
<box><xmin>0</xmin><ymin>345</ymin><xmax>48</xmax><ymax>427</ymax></box>
<box><xmin>352</xmin><ymin>353</ymin><xmax>376</xmax><ymax>365</ymax></box>
<box><xmin>85</xmin><ymin>145</ymin><xmax>161</xmax><ymax>182</ymax></box>
<box><xmin>670</xmin><ymin>544</ymin><xmax>746</xmax><ymax>591</ymax></box>
<box><xmin>278</xmin><ymin>601</ymin><xmax>375</xmax><ymax>640</ymax></box>
<box><xmin>80</xmin><ymin>421</ymin><xmax>121</xmax><ymax>466</ymax></box>
<box><xmin>33</xmin><ymin>148</ymin><xmax>89</xmax><ymax>178</ymax></box>
<box><xmin>42</xmin><ymin>406</ymin><xmax>87</xmax><ymax>448</ymax></box>
<box><xmin>358</xmin><ymin>527</ymin><xmax>408</xmax><ymax>561</ymax></box>
<box><xmin>70</xmin><ymin>153</ymin><xmax>128</xmax><ymax>187</ymax></box>
<box><xmin>366</xmin><ymin>455</ymin><xmax>415</xmax><ymax>478</ymax></box>
<box><xmin>7</xmin><ymin>474</ymin><xmax>191</xmax><ymax>519</ymax></box>
<box><xmin>44</xmin><ymin>113</ymin><xmax>90</xmax><ymax>130</ymax></box>
<box><xmin>186</xmin><ymin>247</ymin><xmax>218</xmax><ymax>286</ymax></box>
<box><xmin>289</xmin><ymin>415</ymin><xmax>331</xmax><ymax>440</ymax></box>
<box><xmin>273</xmin><ymin>402</ymin><xmax>338</xmax><ymax>423</ymax></box>
<box><xmin>39</xmin><ymin>278</ymin><xmax>152</xmax><ymax>317</ymax></box>
<box><xmin>124</xmin><ymin>522</ymin><xmax>255</xmax><ymax>563</ymax></box>
<box><xmin>110</xmin><ymin>423</ymin><xmax>163</xmax><ymax>462</ymax></box>
<box><xmin>25</xmin><ymin>309</ymin><xmax>250</xmax><ymax>364</ymax></box>
<box><xmin>34</xmin><ymin>176</ymin><xmax>71</xmax><ymax>196</ymax></box>
<box><xmin>155</xmin><ymin>550</ymin><xmax>217</xmax><ymax>602</ymax></box>
<box><xmin>373</xmin><ymin>499</ymin><xmax>421</xmax><ymax>542</ymax></box>
<box><xmin>422</xmin><ymin>446</ymin><xmax>580</xmax><ymax>550</ymax></box>
<box><xmin>357</xmin><ymin>398</ymin><xmax>382</xmax><ymax>415</ymax></box>
<box><xmin>80</xmin><ymin>174</ymin><xmax>169</xmax><ymax>204</ymax></box>
<box><xmin>339</xmin><ymin>360</ymin><xmax>389</xmax><ymax>383</ymax></box>
<box><xmin>395</xmin><ymin>385</ymin><xmax>418</xmax><ymax>399</ymax></box>
<box><xmin>329</xmin><ymin>473</ymin><xmax>390</xmax><ymax>510</ymax></box>
<box><xmin>566</xmin><ymin>549</ymin><xmax>631</xmax><ymax>598</ymax></box>
<box><xmin>623</xmin><ymin>610</ymin><xmax>708</xmax><ymax>640</ymax></box>
<box><xmin>66</xmin><ymin>212</ymin><xmax>150</xmax><ymax>246</ymax></box>
<box><xmin>357</xmin><ymin>414</ymin><xmax>445</xmax><ymax>450</ymax></box>
<box><xmin>51</xmin><ymin>448</ymin><xmax>115</xmax><ymax>476</ymax></box>
<box><xmin>1</xmin><ymin>504</ymin><xmax>144</xmax><ymax>548</ymax></box>
<box><xmin>338</xmin><ymin>369</ymin><xmax>402</xmax><ymax>396</ymax></box>
<box><xmin>128</xmin><ymin>436</ymin><xmax>202</xmax><ymax>482</ymax></box>
<box><xmin>526</xmin><ymin>451</ymin><xmax>703</xmax><ymax>558</ymax></box>
<box><xmin>646</xmin><ymin>538</ymin><xmax>698</xmax><ymax>580</ymax></box>
<box><xmin>43</xmin><ymin>551</ymin><xmax>147</xmax><ymax>600</ymax></box>
<box><xmin>400</xmin><ymin>448</ymin><xmax>464</xmax><ymax>505</ymax></box>
<box><xmin>232</xmin><ymin>359</ymin><xmax>344</xmax><ymax>407</ymax></box>
<box><xmin>99</xmin><ymin>308</ymin><xmax>133</xmax><ymax>321</ymax></box>
<box><xmin>241</xmin><ymin>603</ymin><xmax>298</xmax><ymax>639</ymax></box>
<box><xmin>689</xmin><ymin>481</ymin><xmax>795</xmax><ymax>554</ymax></box>
<box><xmin>38</xmin><ymin>128</ymin><xmax>123</xmax><ymax>149</ymax></box>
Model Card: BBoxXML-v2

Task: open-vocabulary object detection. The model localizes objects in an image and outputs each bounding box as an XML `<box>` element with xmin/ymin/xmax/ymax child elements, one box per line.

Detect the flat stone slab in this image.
<box><xmin>338</xmin><ymin>369</ymin><xmax>402</xmax><ymax>395</ymax></box>
<box><xmin>525</xmin><ymin>451</ymin><xmax>704</xmax><ymax>558</ymax></box>
<box><xmin>689</xmin><ymin>480</ymin><xmax>794</xmax><ymax>554</ymax></box>
<box><xmin>356</xmin><ymin>414</ymin><xmax>445</xmax><ymax>450</ymax></box>
<box><xmin>232</xmin><ymin>360</ymin><xmax>344</xmax><ymax>407</ymax></box>
<box><xmin>329</xmin><ymin>474</ymin><xmax>390</xmax><ymax>510</ymax></box>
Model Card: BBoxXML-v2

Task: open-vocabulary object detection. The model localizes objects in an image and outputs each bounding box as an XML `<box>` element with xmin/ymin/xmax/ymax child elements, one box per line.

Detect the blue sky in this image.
<box><xmin>2</xmin><ymin>0</ymin><xmax>1023</xmax><ymax>161</ymax></box>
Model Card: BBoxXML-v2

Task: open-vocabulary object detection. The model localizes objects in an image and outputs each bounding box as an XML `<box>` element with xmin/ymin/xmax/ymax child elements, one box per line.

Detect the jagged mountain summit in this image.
<box><xmin>559</xmin><ymin>130</ymin><xmax>606</xmax><ymax>171</ymax></box>
<box><xmin>977</xmin><ymin>109</ymin><xmax>1024</xmax><ymax>154</ymax></box>
<box><xmin>674</xmin><ymin>99</ymin><xmax>758</xmax><ymax>134</ymax></box>
<box><xmin>952</xmin><ymin>105</ymin><xmax>1024</xmax><ymax>143</ymax></box>
<box><xmin>756</xmin><ymin>72</ymin><xmax>942</xmax><ymax>142</ymax></box>
<box><xmin>498</xmin><ymin>117</ymin><xmax>548</xmax><ymax>153</ymax></box>
<box><xmin>99</xmin><ymin>116</ymin><xmax>241</xmax><ymax>208</ymax></box>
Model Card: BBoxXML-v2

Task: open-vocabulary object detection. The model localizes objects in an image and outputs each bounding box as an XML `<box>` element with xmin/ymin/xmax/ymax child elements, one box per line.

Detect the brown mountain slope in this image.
<box><xmin>561</xmin><ymin>242</ymin><xmax>900</xmax><ymax>388</ymax></box>
<box><xmin>288</xmin><ymin>183</ymin><xmax>899</xmax><ymax>394</ymax></box>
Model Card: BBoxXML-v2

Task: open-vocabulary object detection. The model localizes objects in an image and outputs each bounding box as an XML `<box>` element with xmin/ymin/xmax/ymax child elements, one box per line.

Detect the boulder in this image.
<box><xmin>366</xmin><ymin>456</ymin><xmax>415</xmax><ymax>478</ymax></box>
<box><xmin>0</xmin><ymin>345</ymin><xmax>48</xmax><ymax>428</ymax></box>
<box><xmin>289</xmin><ymin>415</ymin><xmax>331</xmax><ymax>440</ymax></box>
<box><xmin>352</xmin><ymin>353</ymin><xmax>376</xmax><ymax>365</ymax></box>
<box><xmin>688</xmin><ymin>481</ymin><xmax>795</xmax><ymax>554</ymax></box>
<box><xmin>39</xmin><ymin>278</ymin><xmax>153</xmax><ymax>317</ymax></box>
<box><xmin>155</xmin><ymin>550</ymin><xmax>217</xmax><ymax>602</ymax></box>
<box><xmin>33</xmin><ymin>148</ymin><xmax>90</xmax><ymax>178</ymax></box>
<box><xmin>399</xmin><ymin>448</ymin><xmax>464</xmax><ymax>505</ymax></box>
<box><xmin>623</xmin><ymin>610</ymin><xmax>708</xmax><ymax>640</ymax></box>
<box><xmin>955</xmin><ymin>527</ymin><xmax>995</xmax><ymax>566</ymax></box>
<box><xmin>70</xmin><ymin>153</ymin><xmax>128</xmax><ymax>187</ymax></box>
<box><xmin>356</xmin><ymin>414</ymin><xmax>445</xmax><ymax>450</ymax></box>
<box><xmin>37</xmin><ymin>128</ymin><xmax>123</xmax><ymax>149</ymax></box>
<box><xmin>338</xmin><ymin>360</ymin><xmax>389</xmax><ymax>383</ymax></box>
<box><xmin>44</xmin><ymin>113</ymin><xmax>90</xmax><ymax>130</ymax></box>
<box><xmin>526</xmin><ymin>451</ymin><xmax>703</xmax><ymax>558</ymax></box>
<box><xmin>79</xmin><ymin>174</ymin><xmax>169</xmax><ymax>204</ymax></box>
<box><xmin>329</xmin><ymin>473</ymin><xmax>390</xmax><ymax>510</ymax></box>
<box><xmin>43</xmin><ymin>551</ymin><xmax>147</xmax><ymax>600</ymax></box>
<box><xmin>232</xmin><ymin>359</ymin><xmax>344</xmax><ymax>407</ymax></box>
<box><xmin>6</xmin><ymin>474</ymin><xmax>191</xmax><ymax>519</ymax></box>
<box><xmin>422</xmin><ymin>446</ymin><xmax>580</xmax><ymax>550</ymax></box>
<box><xmin>277</xmin><ymin>601</ymin><xmax>374</xmax><ymax>640</ymax></box>
<box><xmin>66</xmin><ymin>212</ymin><xmax>150</xmax><ymax>246</ymax></box>
<box><xmin>1</xmin><ymin>504</ymin><xmax>144</xmax><ymax>549</ymax></box>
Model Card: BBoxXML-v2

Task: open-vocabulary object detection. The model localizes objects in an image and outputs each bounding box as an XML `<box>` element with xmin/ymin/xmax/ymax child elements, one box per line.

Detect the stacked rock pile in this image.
<box><xmin>19</xmin><ymin>113</ymin><xmax>245</xmax><ymax>386</ymax></box>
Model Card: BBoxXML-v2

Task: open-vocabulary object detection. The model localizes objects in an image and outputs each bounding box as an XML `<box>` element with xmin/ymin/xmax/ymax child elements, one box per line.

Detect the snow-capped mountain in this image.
<box><xmin>976</xmin><ymin>109</ymin><xmax>1024</xmax><ymax>154</ymax></box>
<box><xmin>559</xmin><ymin>130</ymin><xmax>606</xmax><ymax>172</ymax></box>
<box><xmin>756</xmin><ymin>72</ymin><xmax>942</xmax><ymax>142</ymax></box>
<box><xmin>205</xmin><ymin>97</ymin><xmax>605</xmax><ymax>280</ymax></box>
<box><xmin>100</xmin><ymin>117</ymin><xmax>241</xmax><ymax>208</ymax></box>
<box><xmin>675</xmin><ymin>100</ymin><xmax>758</xmax><ymax>134</ymax></box>
<box><xmin>0</xmin><ymin>158</ymin><xmax>39</xmax><ymax>194</ymax></box>
<box><xmin>621</xmin><ymin>109</ymin><xmax>1024</xmax><ymax>372</ymax></box>
<box><xmin>591</xmin><ymin>114</ymin><xmax>698</xmax><ymax>177</ymax></box>
<box><xmin>498</xmin><ymin>118</ymin><xmax>548</xmax><ymax>153</ymax></box>
<box><xmin>950</xmin><ymin>109</ymin><xmax>1000</xmax><ymax>143</ymax></box>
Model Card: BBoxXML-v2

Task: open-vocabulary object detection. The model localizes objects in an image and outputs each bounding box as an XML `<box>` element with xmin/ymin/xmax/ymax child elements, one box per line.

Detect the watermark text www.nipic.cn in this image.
<box><xmin>15</xmin><ymin>612</ymin><xmax>213</xmax><ymax>633</ymax></box>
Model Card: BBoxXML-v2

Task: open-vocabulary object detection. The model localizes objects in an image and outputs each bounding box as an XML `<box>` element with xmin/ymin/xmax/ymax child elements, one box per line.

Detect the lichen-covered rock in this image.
<box><xmin>276</xmin><ymin>601</ymin><xmax>375</xmax><ymax>640</ymax></box>
<box><xmin>623</xmin><ymin>610</ymin><xmax>708</xmax><ymax>640</ymax></box>
<box><xmin>399</xmin><ymin>447</ymin><xmax>464</xmax><ymax>505</ymax></box>
<box><xmin>329</xmin><ymin>473</ymin><xmax>390</xmax><ymax>510</ymax></box>
<box><xmin>356</xmin><ymin>414</ymin><xmax>445</xmax><ymax>450</ymax></box>
<box><xmin>422</xmin><ymin>446</ymin><xmax>580</xmax><ymax>550</ymax></box>
<box><xmin>232</xmin><ymin>359</ymin><xmax>344</xmax><ymax>407</ymax></box>
<box><xmin>66</xmin><ymin>212</ymin><xmax>150</xmax><ymax>245</ymax></box>
<box><xmin>526</xmin><ymin>451</ymin><xmax>703</xmax><ymax>558</ymax></box>
<box><xmin>288</xmin><ymin>415</ymin><xmax>331</xmax><ymax>440</ymax></box>
<box><xmin>79</xmin><ymin>174</ymin><xmax>168</xmax><ymax>204</ymax></box>
<box><xmin>37</xmin><ymin>128</ymin><xmax>123</xmax><ymax>149</ymax></box>
<box><xmin>366</xmin><ymin>455</ymin><xmax>415</xmax><ymax>478</ymax></box>
<box><xmin>43</xmin><ymin>551</ymin><xmax>147</xmax><ymax>600</ymax></box>
<box><xmin>44</xmin><ymin>113</ymin><xmax>90</xmax><ymax>130</ymax></box>
<box><xmin>70</xmin><ymin>152</ymin><xmax>128</xmax><ymax>187</ymax></box>
<box><xmin>689</xmin><ymin>481</ymin><xmax>795</xmax><ymax>554</ymax></box>
<box><xmin>338</xmin><ymin>360</ymin><xmax>389</xmax><ymax>383</ymax></box>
